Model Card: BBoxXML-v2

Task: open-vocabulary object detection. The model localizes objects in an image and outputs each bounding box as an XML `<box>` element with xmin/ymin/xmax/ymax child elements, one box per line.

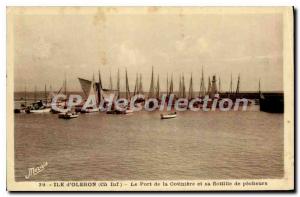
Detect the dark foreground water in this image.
<box><xmin>14</xmin><ymin>108</ymin><xmax>283</xmax><ymax>181</ymax></box>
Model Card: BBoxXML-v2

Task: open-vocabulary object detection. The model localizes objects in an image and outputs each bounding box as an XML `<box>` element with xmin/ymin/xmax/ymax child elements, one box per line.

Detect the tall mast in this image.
<box><xmin>125</xmin><ymin>68</ymin><xmax>130</xmax><ymax>99</ymax></box>
<box><xmin>139</xmin><ymin>74</ymin><xmax>143</xmax><ymax>94</ymax></box>
<box><xmin>44</xmin><ymin>84</ymin><xmax>47</xmax><ymax>104</ymax></box>
<box><xmin>116</xmin><ymin>68</ymin><xmax>120</xmax><ymax>99</ymax></box>
<box><xmin>218</xmin><ymin>77</ymin><xmax>221</xmax><ymax>93</ymax></box>
<box><xmin>156</xmin><ymin>74</ymin><xmax>160</xmax><ymax>99</ymax></box>
<box><xmin>169</xmin><ymin>73</ymin><xmax>173</xmax><ymax>95</ymax></box>
<box><xmin>188</xmin><ymin>73</ymin><xmax>194</xmax><ymax>100</ymax></box>
<box><xmin>88</xmin><ymin>74</ymin><xmax>97</xmax><ymax>103</ymax></box>
<box><xmin>64</xmin><ymin>73</ymin><xmax>67</xmax><ymax>96</ymax></box>
<box><xmin>199</xmin><ymin>66</ymin><xmax>205</xmax><ymax>97</ymax></box>
<box><xmin>24</xmin><ymin>84</ymin><xmax>27</xmax><ymax>106</ymax></box>
<box><xmin>229</xmin><ymin>73</ymin><xmax>233</xmax><ymax>94</ymax></box>
<box><xmin>235</xmin><ymin>74</ymin><xmax>240</xmax><ymax>95</ymax></box>
<box><xmin>97</xmin><ymin>69</ymin><xmax>102</xmax><ymax>104</ymax></box>
<box><xmin>133</xmin><ymin>73</ymin><xmax>138</xmax><ymax>95</ymax></box>
<box><xmin>182</xmin><ymin>75</ymin><xmax>186</xmax><ymax>98</ymax></box>
<box><xmin>148</xmin><ymin>66</ymin><xmax>155</xmax><ymax>98</ymax></box>
<box><xmin>34</xmin><ymin>85</ymin><xmax>37</xmax><ymax>102</ymax></box>
<box><xmin>109</xmin><ymin>71</ymin><xmax>113</xmax><ymax>90</ymax></box>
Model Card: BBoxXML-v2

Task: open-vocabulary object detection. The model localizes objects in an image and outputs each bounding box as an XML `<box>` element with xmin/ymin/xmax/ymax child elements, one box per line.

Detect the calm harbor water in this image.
<box><xmin>14</xmin><ymin>108</ymin><xmax>283</xmax><ymax>181</ymax></box>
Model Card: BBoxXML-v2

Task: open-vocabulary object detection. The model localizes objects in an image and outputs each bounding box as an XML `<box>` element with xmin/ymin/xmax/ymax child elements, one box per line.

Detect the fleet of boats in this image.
<box><xmin>14</xmin><ymin>67</ymin><xmax>284</xmax><ymax>119</ymax></box>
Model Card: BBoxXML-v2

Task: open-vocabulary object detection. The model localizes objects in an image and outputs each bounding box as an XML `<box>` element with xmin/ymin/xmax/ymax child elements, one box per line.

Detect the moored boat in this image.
<box><xmin>26</xmin><ymin>100</ymin><xmax>51</xmax><ymax>113</ymax></box>
<box><xmin>29</xmin><ymin>108</ymin><xmax>51</xmax><ymax>113</ymax></box>
<box><xmin>81</xmin><ymin>107</ymin><xmax>99</xmax><ymax>113</ymax></box>
<box><xmin>161</xmin><ymin>112</ymin><xmax>177</xmax><ymax>119</ymax></box>
<box><xmin>125</xmin><ymin>109</ymin><xmax>133</xmax><ymax>114</ymax></box>
<box><xmin>58</xmin><ymin>112</ymin><xmax>79</xmax><ymax>119</ymax></box>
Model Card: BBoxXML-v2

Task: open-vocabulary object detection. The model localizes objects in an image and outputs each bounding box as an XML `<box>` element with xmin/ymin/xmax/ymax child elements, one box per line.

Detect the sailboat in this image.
<box><xmin>81</xmin><ymin>74</ymin><xmax>99</xmax><ymax>113</ymax></box>
<box><xmin>125</xmin><ymin>68</ymin><xmax>131</xmax><ymax>100</ymax></box>
<box><xmin>235</xmin><ymin>74</ymin><xmax>240</xmax><ymax>97</ymax></box>
<box><xmin>109</xmin><ymin>71</ymin><xmax>113</xmax><ymax>90</ymax></box>
<box><xmin>133</xmin><ymin>73</ymin><xmax>138</xmax><ymax>96</ymax></box>
<box><xmin>51</xmin><ymin>76</ymin><xmax>69</xmax><ymax>113</ymax></box>
<box><xmin>166</xmin><ymin>74</ymin><xmax>169</xmax><ymax>97</ymax></box>
<box><xmin>199</xmin><ymin>67</ymin><xmax>206</xmax><ymax>98</ymax></box>
<box><xmin>139</xmin><ymin>73</ymin><xmax>144</xmax><ymax>95</ymax></box>
<box><xmin>207</xmin><ymin>77</ymin><xmax>211</xmax><ymax>97</ymax></box>
<box><xmin>124</xmin><ymin>68</ymin><xmax>133</xmax><ymax>114</ymax></box>
<box><xmin>26</xmin><ymin>86</ymin><xmax>51</xmax><ymax>113</ymax></box>
<box><xmin>228</xmin><ymin>73</ymin><xmax>233</xmax><ymax>99</ymax></box>
<box><xmin>255</xmin><ymin>79</ymin><xmax>261</xmax><ymax>105</ymax></box>
<box><xmin>188</xmin><ymin>73</ymin><xmax>194</xmax><ymax>100</ymax></box>
<box><xmin>178</xmin><ymin>74</ymin><xmax>187</xmax><ymax>108</ymax></box>
<box><xmin>148</xmin><ymin>66</ymin><xmax>155</xmax><ymax>99</ymax></box>
<box><xmin>116</xmin><ymin>68</ymin><xmax>120</xmax><ymax>99</ymax></box>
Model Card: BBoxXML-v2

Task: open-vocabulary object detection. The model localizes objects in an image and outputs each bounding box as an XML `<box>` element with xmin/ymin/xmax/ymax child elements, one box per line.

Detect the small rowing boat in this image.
<box><xmin>29</xmin><ymin>108</ymin><xmax>51</xmax><ymax>113</ymax></box>
<box><xmin>160</xmin><ymin>112</ymin><xmax>177</xmax><ymax>119</ymax></box>
<box><xmin>58</xmin><ymin>112</ymin><xmax>79</xmax><ymax>119</ymax></box>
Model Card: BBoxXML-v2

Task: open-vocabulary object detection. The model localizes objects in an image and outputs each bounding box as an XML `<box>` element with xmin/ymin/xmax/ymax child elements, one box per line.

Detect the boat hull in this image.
<box><xmin>29</xmin><ymin>108</ymin><xmax>51</xmax><ymax>113</ymax></box>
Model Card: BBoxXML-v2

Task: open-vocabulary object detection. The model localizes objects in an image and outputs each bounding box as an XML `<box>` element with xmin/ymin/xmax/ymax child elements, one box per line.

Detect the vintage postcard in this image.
<box><xmin>7</xmin><ymin>7</ymin><xmax>294</xmax><ymax>191</ymax></box>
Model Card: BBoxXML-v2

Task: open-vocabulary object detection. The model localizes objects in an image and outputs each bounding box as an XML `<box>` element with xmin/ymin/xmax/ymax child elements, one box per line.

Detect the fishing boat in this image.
<box><xmin>26</xmin><ymin>100</ymin><xmax>51</xmax><ymax>113</ymax></box>
<box><xmin>50</xmin><ymin>76</ymin><xmax>69</xmax><ymax>114</ymax></box>
<box><xmin>58</xmin><ymin>112</ymin><xmax>79</xmax><ymax>119</ymax></box>
<box><xmin>161</xmin><ymin>112</ymin><xmax>177</xmax><ymax>119</ymax></box>
<box><xmin>80</xmin><ymin>75</ymin><xmax>100</xmax><ymax>113</ymax></box>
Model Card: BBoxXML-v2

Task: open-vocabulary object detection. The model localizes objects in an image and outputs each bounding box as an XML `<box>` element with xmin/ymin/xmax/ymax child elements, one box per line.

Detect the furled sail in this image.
<box><xmin>148</xmin><ymin>67</ymin><xmax>155</xmax><ymax>98</ymax></box>
<box><xmin>181</xmin><ymin>75</ymin><xmax>186</xmax><ymax>98</ymax></box>
<box><xmin>155</xmin><ymin>74</ymin><xmax>160</xmax><ymax>99</ymax></box>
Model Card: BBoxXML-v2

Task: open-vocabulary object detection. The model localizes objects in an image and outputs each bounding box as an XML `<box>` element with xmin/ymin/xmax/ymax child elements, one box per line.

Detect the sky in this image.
<box><xmin>12</xmin><ymin>8</ymin><xmax>283</xmax><ymax>92</ymax></box>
